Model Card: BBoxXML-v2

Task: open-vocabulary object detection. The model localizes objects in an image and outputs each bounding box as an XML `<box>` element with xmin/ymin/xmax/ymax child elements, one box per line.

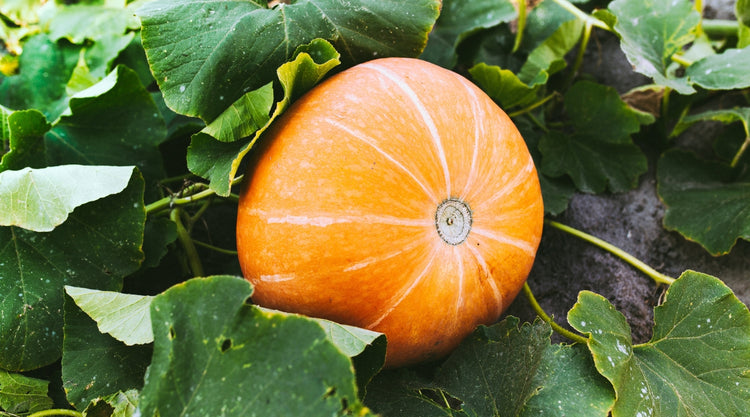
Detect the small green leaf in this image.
<box><xmin>539</xmin><ymin>81</ymin><xmax>648</xmax><ymax>193</ymax></box>
<box><xmin>0</xmin><ymin>165</ymin><xmax>135</xmax><ymax>232</ymax></box>
<box><xmin>657</xmin><ymin>149</ymin><xmax>750</xmax><ymax>255</ymax></box>
<box><xmin>187</xmin><ymin>39</ymin><xmax>341</xmax><ymax>196</ymax></box>
<box><xmin>672</xmin><ymin>107</ymin><xmax>750</xmax><ymax>139</ymax></box>
<box><xmin>421</xmin><ymin>0</ymin><xmax>516</xmax><ymax>67</ymax></box>
<box><xmin>139</xmin><ymin>276</ymin><xmax>368</xmax><ymax>416</ymax></box>
<box><xmin>65</xmin><ymin>286</ymin><xmax>154</xmax><ymax>345</ymax></box>
<box><xmin>517</xmin><ymin>18</ymin><xmax>584</xmax><ymax>86</ymax></box>
<box><xmin>0</xmin><ymin>370</ymin><xmax>54</xmax><ymax>415</ymax></box>
<box><xmin>0</xmin><ymin>170</ymin><xmax>145</xmax><ymax>371</ymax></box>
<box><xmin>0</xmin><ymin>107</ymin><xmax>51</xmax><ymax>172</ymax></box>
<box><xmin>569</xmin><ymin>271</ymin><xmax>750</xmax><ymax>417</ymax></box>
<box><xmin>197</xmin><ymin>82</ymin><xmax>274</xmax><ymax>143</ymax></box>
<box><xmin>62</xmin><ymin>295</ymin><xmax>152</xmax><ymax>409</ymax></box>
<box><xmin>138</xmin><ymin>0</ymin><xmax>440</xmax><ymax>122</ymax></box>
<box><xmin>469</xmin><ymin>63</ymin><xmax>541</xmax><ymax>109</ymax></box>
<box><xmin>608</xmin><ymin>0</ymin><xmax>699</xmax><ymax>94</ymax></box>
<box><xmin>46</xmin><ymin>3</ymin><xmax>138</xmax><ymax>45</ymax></box>
<box><xmin>686</xmin><ymin>46</ymin><xmax>750</xmax><ymax>91</ymax></box>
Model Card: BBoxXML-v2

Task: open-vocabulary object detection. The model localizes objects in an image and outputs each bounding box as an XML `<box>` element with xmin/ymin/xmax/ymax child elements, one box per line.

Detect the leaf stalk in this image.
<box><xmin>171</xmin><ymin>208</ymin><xmax>205</xmax><ymax>277</ymax></box>
<box><xmin>26</xmin><ymin>410</ymin><xmax>83</xmax><ymax>417</ymax></box>
<box><xmin>546</xmin><ymin>220</ymin><xmax>675</xmax><ymax>286</ymax></box>
<box><xmin>522</xmin><ymin>282</ymin><xmax>589</xmax><ymax>344</ymax></box>
<box><xmin>550</xmin><ymin>0</ymin><xmax>611</xmax><ymax>31</ymax></box>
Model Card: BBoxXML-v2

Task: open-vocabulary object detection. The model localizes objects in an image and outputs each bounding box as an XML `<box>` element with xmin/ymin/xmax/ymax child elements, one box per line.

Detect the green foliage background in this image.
<box><xmin>1</xmin><ymin>0</ymin><xmax>749</xmax><ymax>416</ymax></box>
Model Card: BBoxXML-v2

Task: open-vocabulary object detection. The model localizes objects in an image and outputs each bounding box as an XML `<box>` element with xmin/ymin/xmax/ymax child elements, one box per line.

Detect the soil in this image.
<box><xmin>505</xmin><ymin>0</ymin><xmax>750</xmax><ymax>344</ymax></box>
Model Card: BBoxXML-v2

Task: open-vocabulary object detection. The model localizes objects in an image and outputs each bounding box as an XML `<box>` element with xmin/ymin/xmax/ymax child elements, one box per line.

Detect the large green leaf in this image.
<box><xmin>0</xmin><ymin>165</ymin><xmax>135</xmax><ymax>232</ymax></box>
<box><xmin>61</xmin><ymin>295</ymin><xmax>152</xmax><ymax>409</ymax></box>
<box><xmin>539</xmin><ymin>81</ymin><xmax>649</xmax><ymax>193</ymax></box>
<box><xmin>0</xmin><ymin>170</ymin><xmax>145</xmax><ymax>371</ymax></box>
<box><xmin>82</xmin><ymin>390</ymin><xmax>139</xmax><ymax>417</ymax></box>
<box><xmin>138</xmin><ymin>276</ymin><xmax>371</xmax><ymax>416</ymax></box>
<box><xmin>0</xmin><ymin>370</ymin><xmax>54</xmax><ymax>415</ymax></box>
<box><xmin>45</xmin><ymin>65</ymin><xmax>168</xmax><ymax>192</ymax></box>
<box><xmin>657</xmin><ymin>149</ymin><xmax>750</xmax><ymax>255</ymax></box>
<box><xmin>434</xmin><ymin>318</ymin><xmax>613</xmax><ymax>417</ymax></box>
<box><xmin>187</xmin><ymin>38</ymin><xmax>341</xmax><ymax>196</ymax></box>
<box><xmin>137</xmin><ymin>0</ymin><xmax>440</xmax><ymax>122</ymax></box>
<box><xmin>0</xmin><ymin>107</ymin><xmax>50</xmax><ymax>172</ymax></box>
<box><xmin>365</xmin><ymin>318</ymin><xmax>614</xmax><ymax>416</ymax></box>
<box><xmin>62</xmin><ymin>285</ymin><xmax>385</xmax><ymax>385</ymax></box>
<box><xmin>569</xmin><ymin>271</ymin><xmax>750</xmax><ymax>417</ymax></box>
<box><xmin>421</xmin><ymin>0</ymin><xmax>516</xmax><ymax>68</ymax></box>
<box><xmin>0</xmin><ymin>34</ymin><xmax>80</xmax><ymax>120</ymax></box>
<box><xmin>685</xmin><ymin>46</ymin><xmax>750</xmax><ymax>91</ymax></box>
<box><xmin>608</xmin><ymin>0</ymin><xmax>700</xmax><ymax>94</ymax></box>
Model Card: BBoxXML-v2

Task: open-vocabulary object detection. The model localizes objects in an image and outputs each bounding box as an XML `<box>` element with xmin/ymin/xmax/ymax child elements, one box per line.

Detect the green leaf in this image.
<box><xmin>82</xmin><ymin>390</ymin><xmax>140</xmax><ymax>417</ymax></box>
<box><xmin>569</xmin><ymin>271</ymin><xmax>750</xmax><ymax>417</ymax></box>
<box><xmin>365</xmin><ymin>368</ymin><xmax>468</xmax><ymax>417</ymax></box>
<box><xmin>517</xmin><ymin>18</ymin><xmax>585</xmax><ymax>86</ymax></box>
<box><xmin>539</xmin><ymin>81</ymin><xmax>648</xmax><ymax>193</ymax></box>
<box><xmin>686</xmin><ymin>46</ymin><xmax>750</xmax><ymax>91</ymax></box>
<box><xmin>62</xmin><ymin>295</ymin><xmax>152</xmax><ymax>409</ymax></box>
<box><xmin>435</xmin><ymin>318</ymin><xmax>613</xmax><ymax>416</ymax></box>
<box><xmin>421</xmin><ymin>0</ymin><xmax>516</xmax><ymax>67</ymax></box>
<box><xmin>0</xmin><ymin>170</ymin><xmax>145</xmax><ymax>371</ymax></box>
<box><xmin>0</xmin><ymin>165</ymin><xmax>135</xmax><ymax>232</ymax></box>
<box><xmin>197</xmin><ymin>82</ymin><xmax>274</xmax><ymax>143</ymax></box>
<box><xmin>0</xmin><ymin>107</ymin><xmax>50</xmax><ymax>172</ymax></box>
<box><xmin>45</xmin><ymin>65</ymin><xmax>168</xmax><ymax>191</ymax></box>
<box><xmin>139</xmin><ymin>275</ymin><xmax>369</xmax><ymax>417</ymax></box>
<box><xmin>468</xmin><ymin>63</ymin><xmax>541</xmax><ymax>109</ymax></box>
<box><xmin>64</xmin><ymin>286</ymin><xmax>153</xmax><ymax>346</ymax></box>
<box><xmin>187</xmin><ymin>39</ymin><xmax>341</xmax><ymax>196</ymax></box>
<box><xmin>657</xmin><ymin>149</ymin><xmax>750</xmax><ymax>255</ymax></box>
<box><xmin>608</xmin><ymin>0</ymin><xmax>700</xmax><ymax>94</ymax></box>
<box><xmin>0</xmin><ymin>370</ymin><xmax>54</xmax><ymax>415</ymax></box>
<box><xmin>0</xmin><ymin>34</ymin><xmax>81</xmax><ymax>120</ymax></box>
<box><xmin>672</xmin><ymin>107</ymin><xmax>750</xmax><ymax>140</ymax></box>
<box><xmin>137</xmin><ymin>0</ymin><xmax>440</xmax><ymax>122</ymax></box>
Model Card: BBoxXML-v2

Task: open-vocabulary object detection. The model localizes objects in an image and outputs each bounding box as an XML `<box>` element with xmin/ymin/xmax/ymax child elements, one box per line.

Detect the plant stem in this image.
<box><xmin>702</xmin><ymin>19</ymin><xmax>739</xmax><ymax>38</ymax></box>
<box><xmin>27</xmin><ymin>410</ymin><xmax>83</xmax><ymax>417</ymax></box>
<box><xmin>550</xmin><ymin>0</ymin><xmax>611</xmax><ymax>31</ymax></box>
<box><xmin>671</xmin><ymin>53</ymin><xmax>693</xmax><ymax>68</ymax></box>
<box><xmin>730</xmin><ymin>122</ymin><xmax>750</xmax><ymax>168</ymax></box>
<box><xmin>192</xmin><ymin>239</ymin><xmax>238</xmax><ymax>255</ymax></box>
<box><xmin>171</xmin><ymin>208</ymin><xmax>205</xmax><ymax>277</ymax></box>
<box><xmin>145</xmin><ymin>175</ymin><xmax>244</xmax><ymax>215</ymax></box>
<box><xmin>512</xmin><ymin>0</ymin><xmax>527</xmax><ymax>53</ymax></box>
<box><xmin>546</xmin><ymin>220</ymin><xmax>676</xmax><ymax>286</ymax></box>
<box><xmin>508</xmin><ymin>93</ymin><xmax>557</xmax><ymax>118</ymax></box>
<box><xmin>565</xmin><ymin>21</ymin><xmax>592</xmax><ymax>87</ymax></box>
<box><xmin>522</xmin><ymin>282</ymin><xmax>589</xmax><ymax>344</ymax></box>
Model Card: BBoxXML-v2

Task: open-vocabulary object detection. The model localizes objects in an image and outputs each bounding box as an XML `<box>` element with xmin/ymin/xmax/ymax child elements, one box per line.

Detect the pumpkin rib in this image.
<box><xmin>456</xmin><ymin>76</ymin><xmax>485</xmax><ymax>201</ymax></box>
<box><xmin>365</xmin><ymin>247</ymin><xmax>439</xmax><ymax>329</ymax></box>
<box><xmin>471</xmin><ymin>226</ymin><xmax>538</xmax><ymax>256</ymax></box>
<box><xmin>361</xmin><ymin>61</ymin><xmax>453</xmax><ymax>197</ymax></box>
<box><xmin>324</xmin><ymin>117</ymin><xmax>439</xmax><ymax>203</ymax></box>
<box><xmin>465</xmin><ymin>243</ymin><xmax>504</xmax><ymax>316</ymax></box>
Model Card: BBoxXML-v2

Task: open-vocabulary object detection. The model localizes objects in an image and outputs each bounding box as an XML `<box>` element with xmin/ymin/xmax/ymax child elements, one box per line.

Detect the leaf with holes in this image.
<box><xmin>138</xmin><ymin>275</ymin><xmax>373</xmax><ymax>416</ymax></box>
<box><xmin>569</xmin><ymin>271</ymin><xmax>750</xmax><ymax>417</ymax></box>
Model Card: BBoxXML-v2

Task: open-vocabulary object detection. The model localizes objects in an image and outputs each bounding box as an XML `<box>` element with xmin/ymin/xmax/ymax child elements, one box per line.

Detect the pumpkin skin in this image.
<box><xmin>236</xmin><ymin>57</ymin><xmax>544</xmax><ymax>368</ymax></box>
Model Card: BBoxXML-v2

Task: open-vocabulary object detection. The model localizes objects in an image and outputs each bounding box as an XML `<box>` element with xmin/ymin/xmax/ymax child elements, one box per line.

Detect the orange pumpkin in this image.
<box><xmin>236</xmin><ymin>57</ymin><xmax>544</xmax><ymax>368</ymax></box>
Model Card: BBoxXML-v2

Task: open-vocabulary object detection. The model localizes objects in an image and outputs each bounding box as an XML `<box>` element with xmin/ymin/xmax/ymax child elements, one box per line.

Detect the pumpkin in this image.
<box><xmin>236</xmin><ymin>57</ymin><xmax>544</xmax><ymax>368</ymax></box>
